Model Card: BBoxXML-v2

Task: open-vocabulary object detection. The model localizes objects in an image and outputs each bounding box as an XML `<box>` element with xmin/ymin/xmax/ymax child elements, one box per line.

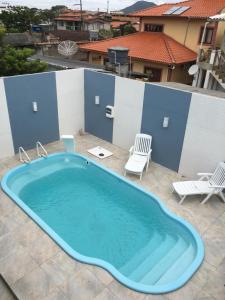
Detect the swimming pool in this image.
<box><xmin>1</xmin><ymin>153</ymin><xmax>204</xmax><ymax>294</ymax></box>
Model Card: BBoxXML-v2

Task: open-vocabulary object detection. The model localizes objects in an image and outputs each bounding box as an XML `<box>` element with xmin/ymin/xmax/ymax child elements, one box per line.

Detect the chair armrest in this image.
<box><xmin>209</xmin><ymin>185</ymin><xmax>225</xmax><ymax>189</ymax></box>
<box><xmin>197</xmin><ymin>173</ymin><xmax>213</xmax><ymax>176</ymax></box>
<box><xmin>147</xmin><ymin>149</ymin><xmax>152</xmax><ymax>155</ymax></box>
<box><xmin>129</xmin><ymin>146</ymin><xmax>134</xmax><ymax>156</ymax></box>
<box><xmin>197</xmin><ymin>173</ymin><xmax>213</xmax><ymax>181</ymax></box>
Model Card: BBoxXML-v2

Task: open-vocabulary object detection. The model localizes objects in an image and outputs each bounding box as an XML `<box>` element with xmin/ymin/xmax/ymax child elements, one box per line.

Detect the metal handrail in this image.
<box><xmin>19</xmin><ymin>147</ymin><xmax>31</xmax><ymax>163</ymax></box>
<box><xmin>36</xmin><ymin>141</ymin><xmax>48</xmax><ymax>158</ymax></box>
<box><xmin>214</xmin><ymin>51</ymin><xmax>225</xmax><ymax>74</ymax></box>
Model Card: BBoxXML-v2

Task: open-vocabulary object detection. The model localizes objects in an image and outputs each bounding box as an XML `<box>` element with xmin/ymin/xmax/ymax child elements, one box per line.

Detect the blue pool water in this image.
<box><xmin>1</xmin><ymin>153</ymin><xmax>204</xmax><ymax>294</ymax></box>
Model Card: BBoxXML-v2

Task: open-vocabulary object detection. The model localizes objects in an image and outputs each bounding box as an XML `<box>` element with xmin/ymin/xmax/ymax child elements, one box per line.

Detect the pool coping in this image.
<box><xmin>1</xmin><ymin>152</ymin><xmax>205</xmax><ymax>294</ymax></box>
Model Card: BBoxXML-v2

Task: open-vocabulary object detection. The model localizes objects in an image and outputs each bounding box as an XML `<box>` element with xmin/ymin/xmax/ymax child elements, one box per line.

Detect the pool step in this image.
<box><xmin>129</xmin><ymin>234</ymin><xmax>176</xmax><ymax>282</ymax></box>
<box><xmin>155</xmin><ymin>244</ymin><xmax>195</xmax><ymax>286</ymax></box>
<box><xmin>140</xmin><ymin>237</ymin><xmax>188</xmax><ymax>285</ymax></box>
<box><xmin>119</xmin><ymin>231</ymin><xmax>163</xmax><ymax>276</ymax></box>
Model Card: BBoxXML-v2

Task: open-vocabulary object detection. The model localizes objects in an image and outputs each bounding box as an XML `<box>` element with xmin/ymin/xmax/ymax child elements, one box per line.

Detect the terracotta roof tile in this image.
<box><xmin>131</xmin><ymin>0</ymin><xmax>225</xmax><ymax>19</ymax></box>
<box><xmin>79</xmin><ymin>32</ymin><xmax>196</xmax><ymax>64</ymax></box>
<box><xmin>111</xmin><ymin>21</ymin><xmax>128</xmax><ymax>28</ymax></box>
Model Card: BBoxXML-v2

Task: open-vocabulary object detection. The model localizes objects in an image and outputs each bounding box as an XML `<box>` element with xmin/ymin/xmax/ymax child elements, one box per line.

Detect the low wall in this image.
<box><xmin>84</xmin><ymin>69</ymin><xmax>225</xmax><ymax>177</ymax></box>
<box><xmin>0</xmin><ymin>69</ymin><xmax>84</xmax><ymax>157</ymax></box>
<box><xmin>0</xmin><ymin>68</ymin><xmax>224</xmax><ymax>178</ymax></box>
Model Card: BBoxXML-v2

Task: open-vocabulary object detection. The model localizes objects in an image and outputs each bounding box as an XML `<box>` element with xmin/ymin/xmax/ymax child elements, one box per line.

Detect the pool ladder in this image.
<box><xmin>19</xmin><ymin>142</ymin><xmax>48</xmax><ymax>163</ymax></box>
<box><xmin>36</xmin><ymin>141</ymin><xmax>48</xmax><ymax>158</ymax></box>
<box><xmin>19</xmin><ymin>147</ymin><xmax>31</xmax><ymax>164</ymax></box>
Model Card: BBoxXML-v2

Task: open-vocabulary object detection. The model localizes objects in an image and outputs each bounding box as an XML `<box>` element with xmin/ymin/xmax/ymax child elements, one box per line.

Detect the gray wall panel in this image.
<box><xmin>84</xmin><ymin>70</ymin><xmax>115</xmax><ymax>142</ymax></box>
<box><xmin>141</xmin><ymin>84</ymin><xmax>191</xmax><ymax>171</ymax></box>
<box><xmin>4</xmin><ymin>72</ymin><xmax>59</xmax><ymax>152</ymax></box>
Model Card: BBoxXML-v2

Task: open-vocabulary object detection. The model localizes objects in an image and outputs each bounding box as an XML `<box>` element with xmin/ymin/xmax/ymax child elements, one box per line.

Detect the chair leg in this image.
<box><xmin>140</xmin><ymin>172</ymin><xmax>142</xmax><ymax>180</ymax></box>
<box><xmin>146</xmin><ymin>158</ymin><xmax>150</xmax><ymax>170</ymax></box>
<box><xmin>201</xmin><ymin>192</ymin><xmax>213</xmax><ymax>204</ymax></box>
<box><xmin>219</xmin><ymin>191</ymin><xmax>225</xmax><ymax>203</ymax></box>
<box><xmin>178</xmin><ymin>195</ymin><xmax>186</xmax><ymax>205</ymax></box>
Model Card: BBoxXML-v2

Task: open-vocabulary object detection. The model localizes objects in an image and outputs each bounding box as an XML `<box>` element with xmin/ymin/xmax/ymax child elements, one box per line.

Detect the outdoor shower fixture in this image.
<box><xmin>32</xmin><ymin>102</ymin><xmax>38</xmax><ymax>112</ymax></box>
<box><xmin>95</xmin><ymin>96</ymin><xmax>100</xmax><ymax>105</ymax></box>
<box><xmin>163</xmin><ymin>117</ymin><xmax>169</xmax><ymax>128</ymax></box>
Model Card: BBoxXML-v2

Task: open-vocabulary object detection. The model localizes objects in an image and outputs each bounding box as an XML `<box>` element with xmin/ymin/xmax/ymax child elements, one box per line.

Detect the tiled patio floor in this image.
<box><xmin>0</xmin><ymin>134</ymin><xmax>225</xmax><ymax>300</ymax></box>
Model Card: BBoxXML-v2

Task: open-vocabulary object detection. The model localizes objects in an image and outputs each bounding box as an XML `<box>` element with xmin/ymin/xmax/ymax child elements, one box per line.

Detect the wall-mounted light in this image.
<box><xmin>95</xmin><ymin>96</ymin><xmax>100</xmax><ymax>105</ymax></box>
<box><xmin>163</xmin><ymin>117</ymin><xmax>169</xmax><ymax>128</ymax></box>
<box><xmin>32</xmin><ymin>101</ymin><xmax>38</xmax><ymax>112</ymax></box>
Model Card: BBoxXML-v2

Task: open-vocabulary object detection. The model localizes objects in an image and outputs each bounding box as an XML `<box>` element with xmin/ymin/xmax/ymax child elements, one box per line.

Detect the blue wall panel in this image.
<box><xmin>84</xmin><ymin>70</ymin><xmax>115</xmax><ymax>142</ymax></box>
<box><xmin>4</xmin><ymin>72</ymin><xmax>59</xmax><ymax>152</ymax></box>
<box><xmin>141</xmin><ymin>84</ymin><xmax>191</xmax><ymax>171</ymax></box>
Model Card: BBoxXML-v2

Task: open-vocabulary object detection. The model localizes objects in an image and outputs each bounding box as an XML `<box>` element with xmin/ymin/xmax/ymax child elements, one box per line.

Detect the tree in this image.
<box><xmin>0</xmin><ymin>29</ymin><xmax>47</xmax><ymax>76</ymax></box>
<box><xmin>0</xmin><ymin>5</ymin><xmax>68</xmax><ymax>33</ymax></box>
<box><xmin>113</xmin><ymin>24</ymin><xmax>137</xmax><ymax>37</ymax></box>
<box><xmin>51</xmin><ymin>5</ymin><xmax>67</xmax><ymax>16</ymax></box>
<box><xmin>99</xmin><ymin>29</ymin><xmax>113</xmax><ymax>40</ymax></box>
<box><xmin>0</xmin><ymin>6</ymin><xmax>41</xmax><ymax>32</ymax></box>
<box><xmin>0</xmin><ymin>47</ymin><xmax>47</xmax><ymax>76</ymax></box>
<box><xmin>0</xmin><ymin>26</ymin><xmax>5</xmax><ymax>45</ymax></box>
<box><xmin>122</xmin><ymin>25</ymin><xmax>137</xmax><ymax>35</ymax></box>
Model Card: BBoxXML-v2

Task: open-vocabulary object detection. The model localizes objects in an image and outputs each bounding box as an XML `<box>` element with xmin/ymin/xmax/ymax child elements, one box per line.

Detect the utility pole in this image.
<box><xmin>79</xmin><ymin>0</ymin><xmax>84</xmax><ymax>31</ymax></box>
<box><xmin>73</xmin><ymin>0</ymin><xmax>84</xmax><ymax>31</ymax></box>
<box><xmin>107</xmin><ymin>0</ymin><xmax>109</xmax><ymax>13</ymax></box>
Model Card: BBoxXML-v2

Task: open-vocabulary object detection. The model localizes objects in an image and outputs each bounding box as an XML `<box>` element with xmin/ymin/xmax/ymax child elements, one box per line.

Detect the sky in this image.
<box><xmin>2</xmin><ymin>0</ymin><xmax>182</xmax><ymax>11</ymax></box>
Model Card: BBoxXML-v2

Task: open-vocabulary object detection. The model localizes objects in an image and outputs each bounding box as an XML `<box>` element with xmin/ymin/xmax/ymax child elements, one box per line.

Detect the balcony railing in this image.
<box><xmin>198</xmin><ymin>48</ymin><xmax>212</xmax><ymax>63</ymax></box>
<box><xmin>198</xmin><ymin>48</ymin><xmax>225</xmax><ymax>70</ymax></box>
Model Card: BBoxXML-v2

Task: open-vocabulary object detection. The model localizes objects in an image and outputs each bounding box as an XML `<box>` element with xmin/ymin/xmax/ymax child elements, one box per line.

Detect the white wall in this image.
<box><xmin>0</xmin><ymin>78</ymin><xmax>14</xmax><ymax>159</ymax></box>
<box><xmin>113</xmin><ymin>77</ymin><xmax>145</xmax><ymax>150</ymax></box>
<box><xmin>55</xmin><ymin>68</ymin><xmax>84</xmax><ymax>136</ymax></box>
<box><xmin>179</xmin><ymin>93</ymin><xmax>225</xmax><ymax>178</ymax></box>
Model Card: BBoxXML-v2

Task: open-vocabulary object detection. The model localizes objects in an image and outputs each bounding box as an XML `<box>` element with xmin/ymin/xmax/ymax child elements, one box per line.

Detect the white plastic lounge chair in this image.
<box><xmin>124</xmin><ymin>133</ymin><xmax>152</xmax><ymax>180</ymax></box>
<box><xmin>173</xmin><ymin>162</ymin><xmax>225</xmax><ymax>204</ymax></box>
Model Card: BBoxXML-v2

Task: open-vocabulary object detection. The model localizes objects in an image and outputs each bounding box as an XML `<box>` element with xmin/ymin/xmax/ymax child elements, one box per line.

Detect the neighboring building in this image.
<box><xmin>111</xmin><ymin>12</ymin><xmax>140</xmax><ymax>31</ymax></box>
<box><xmin>55</xmin><ymin>10</ymin><xmax>111</xmax><ymax>32</ymax></box>
<box><xmin>194</xmin><ymin>14</ymin><xmax>225</xmax><ymax>91</ymax></box>
<box><xmin>80</xmin><ymin>0</ymin><xmax>225</xmax><ymax>84</ymax></box>
<box><xmin>133</xmin><ymin>0</ymin><xmax>225</xmax><ymax>53</ymax></box>
<box><xmin>111</xmin><ymin>21</ymin><xmax>128</xmax><ymax>29</ymax></box>
<box><xmin>80</xmin><ymin>32</ymin><xmax>196</xmax><ymax>82</ymax></box>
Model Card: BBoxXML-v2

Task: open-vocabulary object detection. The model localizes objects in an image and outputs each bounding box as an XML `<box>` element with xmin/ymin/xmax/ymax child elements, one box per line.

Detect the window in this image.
<box><xmin>199</xmin><ymin>27</ymin><xmax>214</xmax><ymax>44</ymax></box>
<box><xmin>144</xmin><ymin>24</ymin><xmax>163</xmax><ymax>32</ymax></box>
<box><xmin>59</xmin><ymin>21</ymin><xmax>64</xmax><ymax>27</ymax></box>
<box><xmin>144</xmin><ymin>67</ymin><xmax>162</xmax><ymax>82</ymax></box>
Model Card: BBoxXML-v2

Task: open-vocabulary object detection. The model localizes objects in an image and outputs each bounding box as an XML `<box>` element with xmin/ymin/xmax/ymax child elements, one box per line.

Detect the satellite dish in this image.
<box><xmin>58</xmin><ymin>40</ymin><xmax>78</xmax><ymax>57</ymax></box>
<box><xmin>188</xmin><ymin>64</ymin><xmax>199</xmax><ymax>76</ymax></box>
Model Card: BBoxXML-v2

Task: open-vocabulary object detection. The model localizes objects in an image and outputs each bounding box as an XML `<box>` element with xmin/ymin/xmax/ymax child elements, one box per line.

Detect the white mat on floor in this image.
<box><xmin>88</xmin><ymin>146</ymin><xmax>113</xmax><ymax>159</ymax></box>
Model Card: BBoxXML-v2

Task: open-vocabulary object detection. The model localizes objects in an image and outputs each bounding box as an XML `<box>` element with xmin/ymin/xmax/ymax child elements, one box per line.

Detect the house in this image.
<box><xmin>80</xmin><ymin>32</ymin><xmax>196</xmax><ymax>82</ymax></box>
<box><xmin>193</xmin><ymin>13</ymin><xmax>225</xmax><ymax>91</ymax></box>
<box><xmin>110</xmin><ymin>12</ymin><xmax>140</xmax><ymax>31</ymax></box>
<box><xmin>79</xmin><ymin>0</ymin><xmax>225</xmax><ymax>84</ymax></box>
<box><xmin>55</xmin><ymin>10</ymin><xmax>111</xmax><ymax>32</ymax></box>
